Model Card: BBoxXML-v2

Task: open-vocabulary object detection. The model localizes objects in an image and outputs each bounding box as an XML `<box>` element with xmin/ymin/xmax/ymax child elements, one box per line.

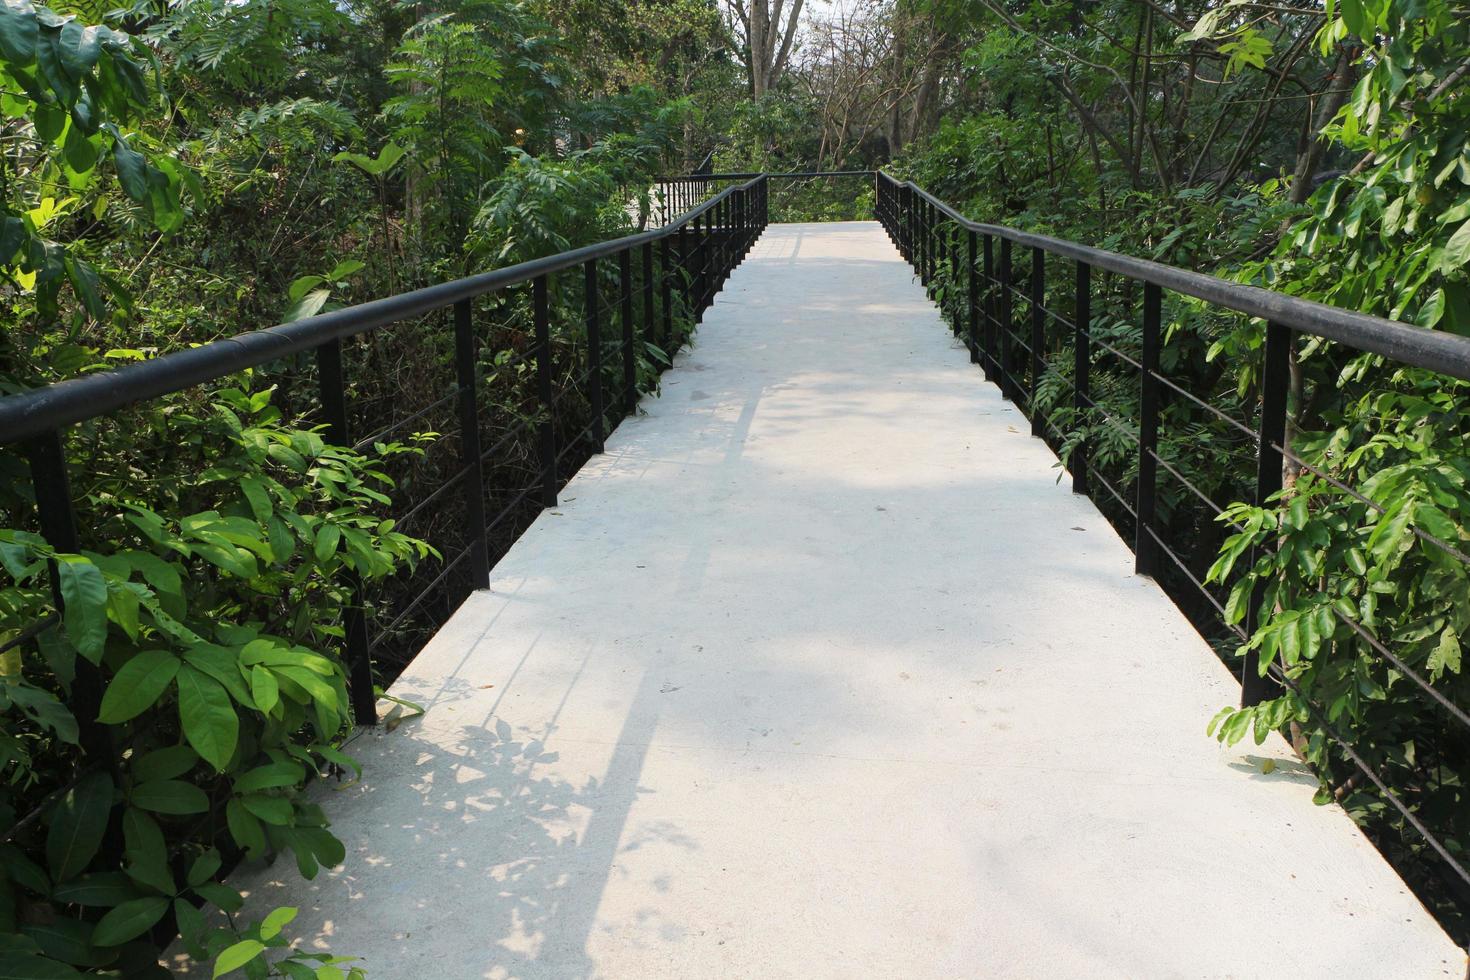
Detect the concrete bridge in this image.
<box><xmin>214</xmin><ymin>222</ymin><xmax>1465</xmax><ymax>978</ymax></box>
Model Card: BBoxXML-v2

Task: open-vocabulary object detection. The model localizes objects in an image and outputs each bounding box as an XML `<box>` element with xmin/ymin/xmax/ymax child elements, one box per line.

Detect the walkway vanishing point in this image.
<box><xmin>216</xmin><ymin>222</ymin><xmax>1466</xmax><ymax>978</ymax></box>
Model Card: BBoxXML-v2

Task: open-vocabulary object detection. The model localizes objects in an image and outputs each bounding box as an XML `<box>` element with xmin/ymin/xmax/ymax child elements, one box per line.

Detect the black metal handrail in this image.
<box><xmin>652</xmin><ymin>170</ymin><xmax>874</xmax><ymax>225</ymax></box>
<box><xmin>875</xmin><ymin>170</ymin><xmax>1470</xmax><ymax>902</ymax></box>
<box><xmin>1</xmin><ymin>173</ymin><xmax>769</xmax><ymax>754</ymax></box>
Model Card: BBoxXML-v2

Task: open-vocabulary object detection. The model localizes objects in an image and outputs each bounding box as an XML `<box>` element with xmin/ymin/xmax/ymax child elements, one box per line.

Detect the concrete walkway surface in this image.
<box><xmin>217</xmin><ymin>223</ymin><xmax>1466</xmax><ymax>978</ymax></box>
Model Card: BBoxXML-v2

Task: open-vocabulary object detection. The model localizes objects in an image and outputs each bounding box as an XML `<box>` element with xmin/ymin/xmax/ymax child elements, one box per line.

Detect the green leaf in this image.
<box><xmin>45</xmin><ymin>771</ymin><xmax>112</xmax><ymax>883</ymax></box>
<box><xmin>55</xmin><ymin>557</ymin><xmax>107</xmax><ymax>663</ymax></box>
<box><xmin>55</xmin><ymin>21</ymin><xmax>100</xmax><ymax>80</ymax></box>
<box><xmin>239</xmin><ymin>477</ymin><xmax>273</xmax><ymax>524</ymax></box>
<box><xmin>61</xmin><ymin>122</ymin><xmax>97</xmax><ymax>178</ymax></box>
<box><xmin>233</xmin><ymin>763</ymin><xmax>301</xmax><ymax>795</ymax></box>
<box><xmin>129</xmin><ymin>779</ymin><xmax>209</xmax><ymax>815</ymax></box>
<box><xmin>186</xmin><ymin>849</ymin><xmax>221</xmax><ymax>889</ymax></box>
<box><xmin>90</xmin><ymin>896</ymin><xmax>168</xmax><ymax>946</ymax></box>
<box><xmin>176</xmin><ymin>666</ymin><xmax>238</xmax><ymax>771</ymax></box>
<box><xmin>0</xmin><ymin>0</ymin><xmax>40</xmax><ymax>66</ymax></box>
<box><xmin>250</xmin><ymin>666</ymin><xmax>279</xmax><ymax>716</ymax></box>
<box><xmin>259</xmin><ymin>906</ymin><xmax>297</xmax><ymax>940</ymax></box>
<box><xmin>240</xmin><ymin>794</ymin><xmax>293</xmax><ymax>826</ymax></box>
<box><xmin>130</xmin><ymin>745</ymin><xmax>197</xmax><ymax>783</ymax></box>
<box><xmin>0</xmin><ymin>952</ymin><xmax>85</xmax><ymax>979</ymax></box>
<box><xmin>97</xmin><ymin>649</ymin><xmax>179</xmax><ymax>723</ymax></box>
<box><xmin>1441</xmin><ymin>218</ymin><xmax>1470</xmax><ymax>274</ymax></box>
<box><xmin>173</xmin><ymin>897</ymin><xmax>206</xmax><ymax>944</ymax></box>
<box><xmin>326</xmin><ymin>259</ymin><xmax>365</xmax><ymax>280</ymax></box>
<box><xmin>51</xmin><ymin>872</ymin><xmax>135</xmax><ymax>908</ymax></box>
<box><xmin>1428</xmin><ymin>627</ymin><xmax>1461</xmax><ymax>678</ymax></box>
<box><xmin>225</xmin><ymin>799</ymin><xmax>265</xmax><ymax>857</ymax></box>
<box><xmin>213</xmin><ymin>940</ymin><xmax>264</xmax><ymax>978</ymax></box>
<box><xmin>313</xmin><ymin>524</ymin><xmax>340</xmax><ymax>562</ymax></box>
<box><xmin>121</xmin><ymin>807</ymin><xmax>173</xmax><ymax>895</ymax></box>
<box><xmin>108</xmin><ymin>129</ymin><xmax>147</xmax><ymax>201</ymax></box>
<box><xmin>282</xmin><ymin>288</ymin><xmax>330</xmax><ymax>323</ymax></box>
<box><xmin>331</xmin><ymin>141</ymin><xmax>406</xmax><ymax>176</ymax></box>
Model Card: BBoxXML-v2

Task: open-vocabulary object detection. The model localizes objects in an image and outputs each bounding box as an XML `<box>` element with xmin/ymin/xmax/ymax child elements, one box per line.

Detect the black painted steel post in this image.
<box><xmin>1073</xmin><ymin>261</ymin><xmax>1091</xmax><ymax>496</ymax></box>
<box><xmin>1243</xmin><ymin>321</ymin><xmax>1291</xmax><ymax>706</ymax></box>
<box><xmin>678</xmin><ymin>223</ymin><xmax>691</xmax><ymax>338</ymax></box>
<box><xmin>534</xmin><ymin>275</ymin><xmax>557</xmax><ymax>507</ymax></box>
<box><xmin>315</xmin><ymin>338</ymin><xmax>376</xmax><ymax>724</ymax></box>
<box><xmin>967</xmin><ymin>230</ymin><xmax>979</xmax><ymax>364</ymax></box>
<box><xmin>642</xmin><ymin>242</ymin><xmax>656</xmax><ymax>355</ymax></box>
<box><xmin>453</xmin><ymin>300</ymin><xmax>490</xmax><ymax>589</ymax></box>
<box><xmin>1136</xmin><ymin>282</ymin><xmax>1162</xmax><ymax>576</ymax></box>
<box><xmin>583</xmin><ymin>259</ymin><xmax>605</xmax><ymax>452</ymax></box>
<box><xmin>661</xmin><ymin>236</ymin><xmax>674</xmax><ymax>348</ymax></box>
<box><xmin>23</xmin><ymin>432</ymin><xmax>111</xmax><ymax>760</ymax></box>
<box><xmin>694</xmin><ymin>215</ymin><xmax>708</xmax><ymax>320</ymax></box>
<box><xmin>620</xmin><ymin>248</ymin><xmax>637</xmax><ymax>416</ymax></box>
<box><xmin>1030</xmin><ymin>247</ymin><xmax>1045</xmax><ymax>436</ymax></box>
<box><xmin>999</xmin><ymin>238</ymin><xmax>1014</xmax><ymax>400</ymax></box>
<box><xmin>983</xmin><ymin>234</ymin><xmax>995</xmax><ymax>381</ymax></box>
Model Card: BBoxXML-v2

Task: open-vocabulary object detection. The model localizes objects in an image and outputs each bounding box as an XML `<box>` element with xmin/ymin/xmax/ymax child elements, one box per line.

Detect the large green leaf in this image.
<box><xmin>120</xmin><ymin>807</ymin><xmax>172</xmax><ymax>895</ymax></box>
<box><xmin>0</xmin><ymin>0</ymin><xmax>39</xmax><ymax>66</ymax></box>
<box><xmin>1441</xmin><ymin>218</ymin><xmax>1470</xmax><ymax>274</ymax></box>
<box><xmin>0</xmin><ymin>951</ymin><xmax>85</xmax><ymax>979</ymax></box>
<box><xmin>129</xmin><ymin>779</ymin><xmax>209</xmax><ymax>815</ymax></box>
<box><xmin>175</xmin><ymin>665</ymin><xmax>238</xmax><ymax>771</ymax></box>
<box><xmin>97</xmin><ymin>649</ymin><xmax>179</xmax><ymax>723</ymax></box>
<box><xmin>90</xmin><ymin>896</ymin><xmax>168</xmax><ymax>947</ymax></box>
<box><xmin>51</xmin><ymin>872</ymin><xmax>136</xmax><ymax>908</ymax></box>
<box><xmin>54</xmin><ymin>557</ymin><xmax>107</xmax><ymax>664</ymax></box>
<box><xmin>211</xmin><ymin>939</ymin><xmax>264</xmax><ymax>978</ymax></box>
<box><xmin>44</xmin><ymin>771</ymin><xmax>112</xmax><ymax>883</ymax></box>
<box><xmin>55</xmin><ymin>21</ymin><xmax>100</xmax><ymax>80</ymax></box>
<box><xmin>107</xmin><ymin>126</ymin><xmax>147</xmax><ymax>200</ymax></box>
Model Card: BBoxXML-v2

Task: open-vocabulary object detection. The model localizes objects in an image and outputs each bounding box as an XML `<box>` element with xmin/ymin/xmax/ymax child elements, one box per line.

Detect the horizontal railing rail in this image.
<box><xmin>0</xmin><ymin>182</ymin><xmax>764</xmax><ymax>444</ymax></box>
<box><xmin>0</xmin><ymin>173</ymin><xmax>769</xmax><ymax>760</ymax></box>
<box><xmin>652</xmin><ymin>170</ymin><xmax>874</xmax><ymax>225</ymax></box>
<box><xmin>875</xmin><ymin>169</ymin><xmax>1470</xmax><ymax>910</ymax></box>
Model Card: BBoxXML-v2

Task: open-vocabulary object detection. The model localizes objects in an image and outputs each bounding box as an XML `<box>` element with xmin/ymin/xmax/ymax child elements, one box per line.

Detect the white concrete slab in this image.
<box><xmin>221</xmin><ymin>223</ymin><xmax>1466</xmax><ymax>978</ymax></box>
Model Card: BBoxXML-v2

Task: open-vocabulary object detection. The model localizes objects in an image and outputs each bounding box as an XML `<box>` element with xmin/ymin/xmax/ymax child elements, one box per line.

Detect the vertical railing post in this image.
<box><xmin>1135</xmin><ymin>282</ymin><xmax>1162</xmax><ymax>576</ymax></box>
<box><xmin>661</xmin><ymin>235</ymin><xmax>674</xmax><ymax>348</ymax></box>
<box><xmin>1072</xmin><ymin>261</ymin><xmax>1091</xmax><ymax>496</ymax></box>
<box><xmin>583</xmin><ymin>259</ymin><xmax>605</xmax><ymax>453</ymax></box>
<box><xmin>922</xmin><ymin>201</ymin><xmax>931</xmax><ymax>286</ymax></box>
<box><xmin>999</xmin><ymin>238</ymin><xmax>1013</xmax><ymax>400</ymax></box>
<box><xmin>905</xmin><ymin>187</ymin><xmax>914</xmax><ymax>262</ymax></box>
<box><xmin>23</xmin><ymin>432</ymin><xmax>111</xmax><ymax>759</ymax></box>
<box><xmin>982</xmin><ymin>234</ymin><xmax>995</xmax><ymax>382</ymax></box>
<box><xmin>967</xmin><ymin>229</ymin><xmax>979</xmax><ymax>365</ymax></box>
<box><xmin>694</xmin><ymin>215</ymin><xmax>707</xmax><ymax>321</ymax></box>
<box><xmin>641</xmin><ymin>241</ymin><xmax>656</xmax><ymax>356</ymax></box>
<box><xmin>453</xmin><ymin>300</ymin><xmax>490</xmax><ymax>590</ymax></box>
<box><xmin>678</xmin><ymin>222</ymin><xmax>691</xmax><ymax>338</ymax></box>
<box><xmin>620</xmin><ymin>248</ymin><xmax>637</xmax><ymax>416</ymax></box>
<box><xmin>315</xmin><ymin>338</ymin><xmax>376</xmax><ymax>724</ymax></box>
<box><xmin>1030</xmin><ymin>246</ymin><xmax>1045</xmax><ymax>436</ymax></box>
<box><xmin>534</xmin><ymin>275</ymin><xmax>557</xmax><ymax>507</ymax></box>
<box><xmin>719</xmin><ymin>197</ymin><xmax>730</xmax><ymax>282</ymax></box>
<box><xmin>1243</xmin><ymin>321</ymin><xmax>1291</xmax><ymax>706</ymax></box>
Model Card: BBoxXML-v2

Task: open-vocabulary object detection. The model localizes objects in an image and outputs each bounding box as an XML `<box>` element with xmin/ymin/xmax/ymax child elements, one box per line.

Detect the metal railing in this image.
<box><xmin>876</xmin><ymin>170</ymin><xmax>1470</xmax><ymax>909</ymax></box>
<box><xmin>653</xmin><ymin>170</ymin><xmax>874</xmax><ymax>225</ymax></box>
<box><xmin>0</xmin><ymin>175</ymin><xmax>769</xmax><ymax>761</ymax></box>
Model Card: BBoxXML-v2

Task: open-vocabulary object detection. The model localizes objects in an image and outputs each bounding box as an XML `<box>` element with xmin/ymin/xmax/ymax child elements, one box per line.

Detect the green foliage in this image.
<box><xmin>0</xmin><ymin>385</ymin><xmax>430</xmax><ymax>976</ymax></box>
<box><xmin>0</xmin><ymin>2</ymin><xmax>189</xmax><ymax>321</ymax></box>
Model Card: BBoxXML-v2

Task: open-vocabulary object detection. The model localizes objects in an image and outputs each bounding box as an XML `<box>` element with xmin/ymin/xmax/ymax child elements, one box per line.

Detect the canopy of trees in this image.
<box><xmin>0</xmin><ymin>0</ymin><xmax>1466</xmax><ymax>974</ymax></box>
